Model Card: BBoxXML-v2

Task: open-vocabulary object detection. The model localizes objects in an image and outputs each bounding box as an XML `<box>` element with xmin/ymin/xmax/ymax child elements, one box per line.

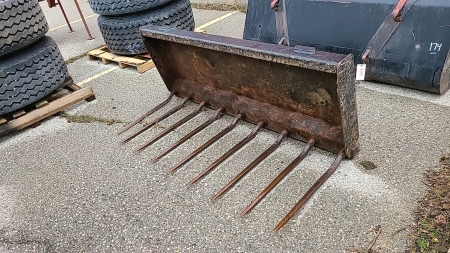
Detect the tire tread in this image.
<box><xmin>0</xmin><ymin>0</ymin><xmax>49</xmax><ymax>57</ymax></box>
<box><xmin>97</xmin><ymin>0</ymin><xmax>195</xmax><ymax>55</ymax></box>
<box><xmin>0</xmin><ymin>36</ymin><xmax>69</xmax><ymax>116</ymax></box>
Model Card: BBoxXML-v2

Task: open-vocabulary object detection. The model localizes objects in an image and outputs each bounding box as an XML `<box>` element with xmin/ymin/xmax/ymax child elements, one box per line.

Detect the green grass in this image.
<box><xmin>411</xmin><ymin>156</ymin><xmax>450</xmax><ymax>252</ymax></box>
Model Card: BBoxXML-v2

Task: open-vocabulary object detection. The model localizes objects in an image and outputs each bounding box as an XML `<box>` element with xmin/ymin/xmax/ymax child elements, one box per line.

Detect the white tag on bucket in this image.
<box><xmin>356</xmin><ymin>64</ymin><xmax>366</xmax><ymax>81</ymax></box>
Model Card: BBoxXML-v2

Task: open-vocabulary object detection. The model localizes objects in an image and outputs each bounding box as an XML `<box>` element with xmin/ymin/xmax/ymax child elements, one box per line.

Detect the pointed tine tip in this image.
<box><xmin>185</xmin><ymin>181</ymin><xmax>195</xmax><ymax>189</ymax></box>
<box><xmin>186</xmin><ymin>179</ymin><xmax>195</xmax><ymax>186</ymax></box>
<box><xmin>117</xmin><ymin>124</ymin><xmax>133</xmax><ymax>135</ymax></box>
<box><xmin>241</xmin><ymin>138</ymin><xmax>315</xmax><ymax>218</ymax></box>
<box><xmin>151</xmin><ymin>104</ymin><xmax>219</xmax><ymax>162</ymax></box>
<box><xmin>274</xmin><ymin>149</ymin><xmax>345</xmax><ymax>232</ymax></box>
<box><xmin>218</xmin><ymin>129</ymin><xmax>287</xmax><ymax>200</ymax></box>
<box><xmin>117</xmin><ymin>91</ymin><xmax>176</xmax><ymax>135</ymax></box>
<box><xmin>134</xmin><ymin>144</ymin><xmax>147</xmax><ymax>153</ymax></box>
<box><xmin>187</xmin><ymin>173</ymin><xmax>203</xmax><ymax>185</ymax></box>
<box><xmin>211</xmin><ymin>190</ymin><xmax>223</xmax><ymax>200</ymax></box>
<box><xmin>274</xmin><ymin>218</ymin><xmax>289</xmax><ymax>231</ymax></box>
<box><xmin>118</xmin><ymin>124</ymin><xmax>132</xmax><ymax>135</ymax></box>
<box><xmin>241</xmin><ymin>198</ymin><xmax>259</xmax><ymax>216</ymax></box>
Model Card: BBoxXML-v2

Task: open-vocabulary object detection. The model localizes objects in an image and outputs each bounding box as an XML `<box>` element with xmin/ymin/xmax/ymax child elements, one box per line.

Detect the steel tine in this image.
<box><xmin>152</xmin><ymin>107</ymin><xmax>224</xmax><ymax>162</ymax></box>
<box><xmin>167</xmin><ymin>113</ymin><xmax>243</xmax><ymax>174</ymax></box>
<box><xmin>274</xmin><ymin>149</ymin><xmax>344</xmax><ymax>231</ymax></box>
<box><xmin>121</xmin><ymin>97</ymin><xmax>189</xmax><ymax>144</ymax></box>
<box><xmin>187</xmin><ymin>121</ymin><xmax>264</xmax><ymax>186</ymax></box>
<box><xmin>118</xmin><ymin>91</ymin><xmax>175</xmax><ymax>135</ymax></box>
<box><xmin>212</xmin><ymin>130</ymin><xmax>288</xmax><ymax>200</ymax></box>
<box><xmin>135</xmin><ymin>101</ymin><xmax>207</xmax><ymax>153</ymax></box>
<box><xmin>241</xmin><ymin>138</ymin><xmax>315</xmax><ymax>216</ymax></box>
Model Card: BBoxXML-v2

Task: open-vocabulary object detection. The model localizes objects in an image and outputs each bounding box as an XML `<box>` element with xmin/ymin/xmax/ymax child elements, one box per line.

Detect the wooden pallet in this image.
<box><xmin>0</xmin><ymin>77</ymin><xmax>96</xmax><ymax>137</ymax></box>
<box><xmin>86</xmin><ymin>29</ymin><xmax>207</xmax><ymax>74</ymax></box>
<box><xmin>86</xmin><ymin>46</ymin><xmax>155</xmax><ymax>74</ymax></box>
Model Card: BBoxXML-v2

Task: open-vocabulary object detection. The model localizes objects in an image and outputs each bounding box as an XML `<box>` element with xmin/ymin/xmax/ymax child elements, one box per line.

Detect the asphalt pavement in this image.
<box><xmin>1</xmin><ymin>1</ymin><xmax>450</xmax><ymax>252</ymax></box>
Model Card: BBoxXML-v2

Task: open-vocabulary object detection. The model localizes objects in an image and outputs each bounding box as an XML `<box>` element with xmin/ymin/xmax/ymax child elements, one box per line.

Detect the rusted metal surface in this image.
<box><xmin>212</xmin><ymin>130</ymin><xmax>288</xmax><ymax>200</ymax></box>
<box><xmin>270</xmin><ymin>0</ymin><xmax>279</xmax><ymax>9</ymax></box>
<box><xmin>73</xmin><ymin>0</ymin><xmax>94</xmax><ymax>40</ymax></box>
<box><xmin>187</xmin><ymin>121</ymin><xmax>264</xmax><ymax>186</ymax></box>
<box><xmin>135</xmin><ymin>101</ymin><xmax>206</xmax><ymax>153</ymax></box>
<box><xmin>47</xmin><ymin>0</ymin><xmax>93</xmax><ymax>39</ymax></box>
<box><xmin>55</xmin><ymin>0</ymin><xmax>74</xmax><ymax>32</ymax></box>
<box><xmin>167</xmin><ymin>114</ymin><xmax>242</xmax><ymax>173</ymax></box>
<box><xmin>361</xmin><ymin>49</ymin><xmax>370</xmax><ymax>63</ymax></box>
<box><xmin>391</xmin><ymin>0</ymin><xmax>407</xmax><ymax>22</ymax></box>
<box><xmin>152</xmin><ymin>107</ymin><xmax>223</xmax><ymax>162</ymax></box>
<box><xmin>274</xmin><ymin>149</ymin><xmax>344</xmax><ymax>231</ymax></box>
<box><xmin>277</xmin><ymin>37</ymin><xmax>286</xmax><ymax>45</ymax></box>
<box><xmin>140</xmin><ymin>25</ymin><xmax>359</xmax><ymax>158</ymax></box>
<box><xmin>273</xmin><ymin>0</ymin><xmax>289</xmax><ymax>46</ymax></box>
<box><xmin>121</xmin><ymin>97</ymin><xmax>189</xmax><ymax>143</ymax></box>
<box><xmin>241</xmin><ymin>138</ymin><xmax>315</xmax><ymax>216</ymax></box>
<box><xmin>118</xmin><ymin>25</ymin><xmax>362</xmax><ymax>231</ymax></box>
<box><xmin>362</xmin><ymin>0</ymin><xmax>417</xmax><ymax>62</ymax></box>
<box><xmin>118</xmin><ymin>91</ymin><xmax>175</xmax><ymax>135</ymax></box>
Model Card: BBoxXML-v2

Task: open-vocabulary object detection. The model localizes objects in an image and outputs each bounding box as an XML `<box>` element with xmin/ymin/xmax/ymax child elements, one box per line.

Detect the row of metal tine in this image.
<box><xmin>118</xmin><ymin>92</ymin><xmax>344</xmax><ymax>231</ymax></box>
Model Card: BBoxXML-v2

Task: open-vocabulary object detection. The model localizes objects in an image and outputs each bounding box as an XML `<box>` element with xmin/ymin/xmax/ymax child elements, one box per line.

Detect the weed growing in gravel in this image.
<box><xmin>191</xmin><ymin>3</ymin><xmax>247</xmax><ymax>12</ymax></box>
<box><xmin>59</xmin><ymin>112</ymin><xmax>127</xmax><ymax>125</ymax></box>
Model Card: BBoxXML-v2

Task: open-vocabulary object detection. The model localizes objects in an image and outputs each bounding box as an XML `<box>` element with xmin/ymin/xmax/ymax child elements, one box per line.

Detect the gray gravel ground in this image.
<box><xmin>1</xmin><ymin>4</ymin><xmax>450</xmax><ymax>253</ymax></box>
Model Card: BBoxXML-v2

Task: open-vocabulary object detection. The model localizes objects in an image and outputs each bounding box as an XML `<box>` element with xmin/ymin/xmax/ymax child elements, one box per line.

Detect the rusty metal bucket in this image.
<box><xmin>121</xmin><ymin>25</ymin><xmax>360</xmax><ymax>230</ymax></box>
<box><xmin>139</xmin><ymin>25</ymin><xmax>359</xmax><ymax>158</ymax></box>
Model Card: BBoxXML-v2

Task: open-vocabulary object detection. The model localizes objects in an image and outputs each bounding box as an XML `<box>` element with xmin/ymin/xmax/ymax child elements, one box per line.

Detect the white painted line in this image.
<box><xmin>195</xmin><ymin>11</ymin><xmax>239</xmax><ymax>30</ymax></box>
<box><xmin>77</xmin><ymin>67</ymin><xmax>119</xmax><ymax>87</ymax></box>
<box><xmin>48</xmin><ymin>14</ymin><xmax>98</xmax><ymax>32</ymax></box>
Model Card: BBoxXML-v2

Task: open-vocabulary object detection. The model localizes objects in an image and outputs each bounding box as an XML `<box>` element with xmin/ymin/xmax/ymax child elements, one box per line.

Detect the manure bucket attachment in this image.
<box><xmin>121</xmin><ymin>24</ymin><xmax>359</xmax><ymax>230</ymax></box>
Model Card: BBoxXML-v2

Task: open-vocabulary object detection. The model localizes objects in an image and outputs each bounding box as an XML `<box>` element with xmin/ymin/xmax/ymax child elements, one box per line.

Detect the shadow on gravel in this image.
<box><xmin>0</xmin><ymin>227</ymin><xmax>54</xmax><ymax>253</ymax></box>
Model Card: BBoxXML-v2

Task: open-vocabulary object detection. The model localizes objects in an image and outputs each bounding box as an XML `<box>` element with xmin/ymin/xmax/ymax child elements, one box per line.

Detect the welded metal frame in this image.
<box><xmin>117</xmin><ymin>25</ymin><xmax>361</xmax><ymax>231</ymax></box>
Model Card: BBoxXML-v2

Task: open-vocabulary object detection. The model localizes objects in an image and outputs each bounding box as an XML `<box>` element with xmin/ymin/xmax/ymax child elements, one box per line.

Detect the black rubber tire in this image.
<box><xmin>0</xmin><ymin>36</ymin><xmax>69</xmax><ymax>116</ymax></box>
<box><xmin>97</xmin><ymin>0</ymin><xmax>195</xmax><ymax>55</ymax></box>
<box><xmin>0</xmin><ymin>0</ymin><xmax>49</xmax><ymax>57</ymax></box>
<box><xmin>88</xmin><ymin>0</ymin><xmax>173</xmax><ymax>16</ymax></box>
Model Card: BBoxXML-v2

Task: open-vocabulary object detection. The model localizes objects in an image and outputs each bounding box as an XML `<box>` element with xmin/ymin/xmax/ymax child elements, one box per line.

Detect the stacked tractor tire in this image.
<box><xmin>0</xmin><ymin>0</ymin><xmax>69</xmax><ymax>116</ymax></box>
<box><xmin>88</xmin><ymin>0</ymin><xmax>195</xmax><ymax>55</ymax></box>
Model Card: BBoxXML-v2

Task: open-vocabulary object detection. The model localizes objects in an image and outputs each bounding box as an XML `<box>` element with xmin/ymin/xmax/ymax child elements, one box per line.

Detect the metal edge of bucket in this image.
<box><xmin>139</xmin><ymin>25</ymin><xmax>346</xmax><ymax>74</ymax></box>
<box><xmin>139</xmin><ymin>25</ymin><xmax>360</xmax><ymax>158</ymax></box>
<box><xmin>336</xmin><ymin>54</ymin><xmax>359</xmax><ymax>158</ymax></box>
